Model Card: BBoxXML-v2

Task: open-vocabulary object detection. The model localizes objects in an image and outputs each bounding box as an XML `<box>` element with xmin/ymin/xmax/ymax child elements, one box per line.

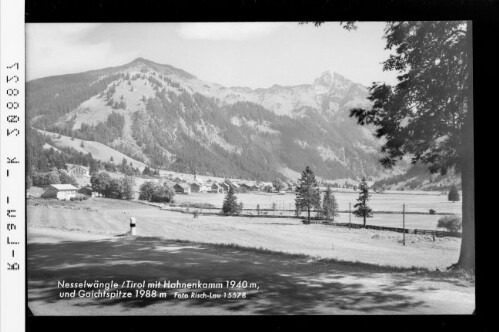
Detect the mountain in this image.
<box><xmin>27</xmin><ymin>57</ymin><xmax>393</xmax><ymax>182</ymax></box>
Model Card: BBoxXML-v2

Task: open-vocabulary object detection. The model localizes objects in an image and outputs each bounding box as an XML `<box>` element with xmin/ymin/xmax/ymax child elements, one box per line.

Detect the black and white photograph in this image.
<box><xmin>24</xmin><ymin>20</ymin><xmax>475</xmax><ymax>316</ymax></box>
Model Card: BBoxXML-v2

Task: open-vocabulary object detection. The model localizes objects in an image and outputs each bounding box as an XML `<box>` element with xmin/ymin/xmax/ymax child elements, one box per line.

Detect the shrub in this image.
<box><xmin>448</xmin><ymin>185</ymin><xmax>460</xmax><ymax>202</ymax></box>
<box><xmin>193</xmin><ymin>210</ymin><xmax>201</xmax><ymax>218</ymax></box>
<box><xmin>429</xmin><ymin>209</ymin><xmax>436</xmax><ymax>215</ymax></box>
<box><xmin>70</xmin><ymin>193</ymin><xmax>87</xmax><ymax>201</ymax></box>
<box><xmin>139</xmin><ymin>181</ymin><xmax>157</xmax><ymax>201</ymax></box>
<box><xmin>141</xmin><ymin>181</ymin><xmax>174</xmax><ymax>203</ymax></box>
<box><xmin>180</xmin><ymin>202</ymin><xmax>215</xmax><ymax>209</ymax></box>
<box><xmin>437</xmin><ymin>215</ymin><xmax>462</xmax><ymax>232</ymax></box>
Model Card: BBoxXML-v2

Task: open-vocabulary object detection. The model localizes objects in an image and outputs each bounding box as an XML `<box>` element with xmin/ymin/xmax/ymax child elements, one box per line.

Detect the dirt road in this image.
<box><xmin>28</xmin><ymin>227</ymin><xmax>474</xmax><ymax>315</ymax></box>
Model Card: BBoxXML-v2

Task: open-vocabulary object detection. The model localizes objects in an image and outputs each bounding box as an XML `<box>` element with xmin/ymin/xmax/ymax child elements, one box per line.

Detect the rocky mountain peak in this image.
<box><xmin>313</xmin><ymin>70</ymin><xmax>352</xmax><ymax>90</ymax></box>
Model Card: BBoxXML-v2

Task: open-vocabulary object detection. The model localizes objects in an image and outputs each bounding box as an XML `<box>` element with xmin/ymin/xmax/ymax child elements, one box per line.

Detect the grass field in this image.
<box><xmin>27</xmin><ymin>227</ymin><xmax>474</xmax><ymax>315</ymax></box>
<box><xmin>28</xmin><ymin>197</ymin><xmax>462</xmax><ymax>270</ymax></box>
<box><xmin>172</xmin><ymin>191</ymin><xmax>462</xmax><ymax>214</ymax></box>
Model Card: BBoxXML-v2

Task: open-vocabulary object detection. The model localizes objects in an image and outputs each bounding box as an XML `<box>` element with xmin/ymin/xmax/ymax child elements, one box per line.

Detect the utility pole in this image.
<box><xmin>402</xmin><ymin>204</ymin><xmax>406</xmax><ymax>246</ymax></box>
<box><xmin>349</xmin><ymin>202</ymin><xmax>351</xmax><ymax>229</ymax></box>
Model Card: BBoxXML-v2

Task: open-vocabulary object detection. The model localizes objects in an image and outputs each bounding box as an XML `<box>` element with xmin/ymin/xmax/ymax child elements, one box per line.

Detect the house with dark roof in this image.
<box><xmin>210</xmin><ymin>183</ymin><xmax>223</xmax><ymax>193</ymax></box>
<box><xmin>78</xmin><ymin>185</ymin><xmax>102</xmax><ymax>197</ymax></box>
<box><xmin>190</xmin><ymin>181</ymin><xmax>209</xmax><ymax>193</ymax></box>
<box><xmin>239</xmin><ymin>183</ymin><xmax>252</xmax><ymax>191</ymax></box>
<box><xmin>163</xmin><ymin>180</ymin><xmax>176</xmax><ymax>189</ymax></box>
<box><xmin>219</xmin><ymin>182</ymin><xmax>230</xmax><ymax>193</ymax></box>
<box><xmin>42</xmin><ymin>184</ymin><xmax>78</xmax><ymax>200</ymax></box>
<box><xmin>174</xmin><ymin>183</ymin><xmax>191</xmax><ymax>194</ymax></box>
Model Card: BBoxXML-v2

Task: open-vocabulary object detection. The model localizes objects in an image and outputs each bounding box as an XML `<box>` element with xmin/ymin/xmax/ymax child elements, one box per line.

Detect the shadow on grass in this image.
<box><xmin>28</xmin><ymin>236</ymin><xmax>470</xmax><ymax>315</ymax></box>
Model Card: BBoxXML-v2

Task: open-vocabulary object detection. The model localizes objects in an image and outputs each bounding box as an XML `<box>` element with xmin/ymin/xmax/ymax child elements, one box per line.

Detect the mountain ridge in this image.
<box><xmin>27</xmin><ymin>57</ymin><xmax>395</xmax><ymax>182</ymax></box>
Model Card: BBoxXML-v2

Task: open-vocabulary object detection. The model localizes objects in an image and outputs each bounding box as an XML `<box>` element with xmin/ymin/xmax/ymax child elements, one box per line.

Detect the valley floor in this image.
<box><xmin>27</xmin><ymin>197</ymin><xmax>474</xmax><ymax>315</ymax></box>
<box><xmin>28</xmin><ymin>227</ymin><xmax>474</xmax><ymax>315</ymax></box>
<box><xmin>28</xmin><ymin>197</ymin><xmax>461</xmax><ymax>269</ymax></box>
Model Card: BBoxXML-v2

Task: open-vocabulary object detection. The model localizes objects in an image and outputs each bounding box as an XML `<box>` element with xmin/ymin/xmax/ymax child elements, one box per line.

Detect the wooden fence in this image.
<box><xmin>313</xmin><ymin>221</ymin><xmax>461</xmax><ymax>238</ymax></box>
<box><xmin>131</xmin><ymin>200</ymin><xmax>461</xmax><ymax>238</ymax></box>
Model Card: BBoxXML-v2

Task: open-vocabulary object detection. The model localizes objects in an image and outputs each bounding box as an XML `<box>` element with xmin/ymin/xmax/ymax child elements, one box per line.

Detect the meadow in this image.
<box><xmin>28</xmin><ymin>197</ymin><xmax>462</xmax><ymax>269</ymax></box>
<box><xmin>173</xmin><ymin>191</ymin><xmax>462</xmax><ymax>214</ymax></box>
<box><xmin>169</xmin><ymin>190</ymin><xmax>462</xmax><ymax>230</ymax></box>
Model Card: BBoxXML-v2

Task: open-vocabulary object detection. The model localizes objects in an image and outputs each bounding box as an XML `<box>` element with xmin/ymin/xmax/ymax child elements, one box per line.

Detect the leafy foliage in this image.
<box><xmin>90</xmin><ymin>172</ymin><xmax>136</xmax><ymax>200</ymax></box>
<box><xmin>349</xmin><ymin>21</ymin><xmax>471</xmax><ymax>175</ymax></box>
<box><xmin>90</xmin><ymin>172</ymin><xmax>112</xmax><ymax>195</ymax></box>
<box><xmin>139</xmin><ymin>181</ymin><xmax>175</xmax><ymax>203</ymax></box>
<box><xmin>448</xmin><ymin>185</ymin><xmax>460</xmax><ymax>202</ymax></box>
<box><xmin>437</xmin><ymin>215</ymin><xmax>462</xmax><ymax>232</ymax></box>
<box><xmin>343</xmin><ymin>21</ymin><xmax>473</xmax><ymax>269</ymax></box>
<box><xmin>57</xmin><ymin>169</ymin><xmax>78</xmax><ymax>186</ymax></box>
<box><xmin>272</xmin><ymin>179</ymin><xmax>285</xmax><ymax>192</ymax></box>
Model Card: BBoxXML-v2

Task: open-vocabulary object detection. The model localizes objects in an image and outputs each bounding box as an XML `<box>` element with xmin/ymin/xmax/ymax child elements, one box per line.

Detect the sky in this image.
<box><xmin>26</xmin><ymin>22</ymin><xmax>398</xmax><ymax>88</ymax></box>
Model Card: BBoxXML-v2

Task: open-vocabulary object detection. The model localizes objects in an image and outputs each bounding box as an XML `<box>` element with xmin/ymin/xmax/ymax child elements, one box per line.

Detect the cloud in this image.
<box><xmin>26</xmin><ymin>24</ymin><xmax>138</xmax><ymax>80</ymax></box>
<box><xmin>178</xmin><ymin>23</ymin><xmax>283</xmax><ymax>41</ymax></box>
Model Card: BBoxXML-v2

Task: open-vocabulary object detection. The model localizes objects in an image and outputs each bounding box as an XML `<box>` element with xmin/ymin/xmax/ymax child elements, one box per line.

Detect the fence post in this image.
<box><xmin>130</xmin><ymin>217</ymin><xmax>136</xmax><ymax>236</ymax></box>
<box><xmin>402</xmin><ymin>204</ymin><xmax>406</xmax><ymax>246</ymax></box>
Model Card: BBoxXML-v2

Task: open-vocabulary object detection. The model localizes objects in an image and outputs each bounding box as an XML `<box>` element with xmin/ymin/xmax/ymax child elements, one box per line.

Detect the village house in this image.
<box><xmin>219</xmin><ymin>182</ymin><xmax>230</xmax><ymax>193</ymax></box>
<box><xmin>210</xmin><ymin>183</ymin><xmax>223</xmax><ymax>193</ymax></box>
<box><xmin>66</xmin><ymin>164</ymin><xmax>90</xmax><ymax>178</ymax></box>
<box><xmin>257</xmin><ymin>183</ymin><xmax>266</xmax><ymax>191</ymax></box>
<box><xmin>78</xmin><ymin>186</ymin><xmax>93</xmax><ymax>196</ymax></box>
<box><xmin>190</xmin><ymin>181</ymin><xmax>209</xmax><ymax>193</ymax></box>
<box><xmin>239</xmin><ymin>183</ymin><xmax>252</xmax><ymax>191</ymax></box>
<box><xmin>173</xmin><ymin>183</ymin><xmax>191</xmax><ymax>194</ymax></box>
<box><xmin>42</xmin><ymin>184</ymin><xmax>78</xmax><ymax>200</ymax></box>
<box><xmin>163</xmin><ymin>180</ymin><xmax>176</xmax><ymax>189</ymax></box>
<box><xmin>190</xmin><ymin>182</ymin><xmax>202</xmax><ymax>193</ymax></box>
<box><xmin>263</xmin><ymin>185</ymin><xmax>273</xmax><ymax>192</ymax></box>
<box><xmin>77</xmin><ymin>186</ymin><xmax>102</xmax><ymax>197</ymax></box>
<box><xmin>249</xmin><ymin>184</ymin><xmax>260</xmax><ymax>191</ymax></box>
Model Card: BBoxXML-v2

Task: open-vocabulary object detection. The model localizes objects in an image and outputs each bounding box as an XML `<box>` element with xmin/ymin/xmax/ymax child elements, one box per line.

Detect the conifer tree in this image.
<box><xmin>222</xmin><ymin>185</ymin><xmax>240</xmax><ymax>216</ymax></box>
<box><xmin>353</xmin><ymin>178</ymin><xmax>373</xmax><ymax>227</ymax></box>
<box><xmin>295</xmin><ymin>166</ymin><xmax>321</xmax><ymax>224</ymax></box>
<box><xmin>322</xmin><ymin>185</ymin><xmax>339</xmax><ymax>222</ymax></box>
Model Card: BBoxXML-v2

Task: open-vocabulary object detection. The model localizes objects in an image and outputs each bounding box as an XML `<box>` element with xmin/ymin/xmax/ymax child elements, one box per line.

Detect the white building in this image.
<box><xmin>42</xmin><ymin>184</ymin><xmax>78</xmax><ymax>200</ymax></box>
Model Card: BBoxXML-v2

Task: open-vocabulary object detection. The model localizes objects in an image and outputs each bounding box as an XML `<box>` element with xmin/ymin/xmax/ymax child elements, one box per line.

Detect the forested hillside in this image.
<box><xmin>27</xmin><ymin>58</ymin><xmax>392</xmax><ymax>182</ymax></box>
